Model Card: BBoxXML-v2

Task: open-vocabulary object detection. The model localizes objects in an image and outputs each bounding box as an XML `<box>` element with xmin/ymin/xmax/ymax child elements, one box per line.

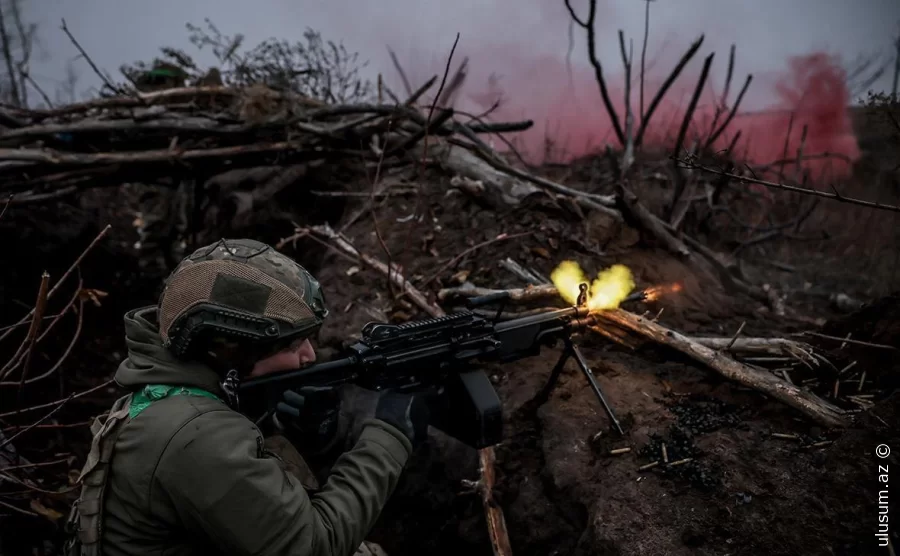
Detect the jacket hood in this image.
<box><xmin>115</xmin><ymin>306</ymin><xmax>225</xmax><ymax>397</ymax></box>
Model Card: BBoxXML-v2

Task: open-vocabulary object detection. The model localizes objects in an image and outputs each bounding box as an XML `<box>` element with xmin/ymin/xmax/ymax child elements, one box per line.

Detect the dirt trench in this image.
<box><xmin>1</xmin><ymin>166</ymin><xmax>898</xmax><ymax>555</ymax></box>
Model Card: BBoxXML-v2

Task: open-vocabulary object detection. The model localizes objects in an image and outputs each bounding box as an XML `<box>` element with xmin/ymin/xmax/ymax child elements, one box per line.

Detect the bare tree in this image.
<box><xmin>892</xmin><ymin>23</ymin><xmax>900</xmax><ymax>98</ymax></box>
<box><xmin>843</xmin><ymin>50</ymin><xmax>891</xmax><ymax>100</ymax></box>
<box><xmin>0</xmin><ymin>0</ymin><xmax>38</xmax><ymax>107</ymax></box>
<box><xmin>54</xmin><ymin>59</ymin><xmax>80</xmax><ymax>105</ymax></box>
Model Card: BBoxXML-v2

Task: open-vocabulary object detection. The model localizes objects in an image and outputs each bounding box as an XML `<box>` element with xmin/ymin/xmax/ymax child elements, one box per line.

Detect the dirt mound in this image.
<box><xmin>277</xmin><ymin>174</ymin><xmax>896</xmax><ymax>556</ymax></box>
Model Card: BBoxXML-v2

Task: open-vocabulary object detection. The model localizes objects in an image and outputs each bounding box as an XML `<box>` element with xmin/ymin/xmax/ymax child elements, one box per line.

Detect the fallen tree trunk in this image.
<box><xmin>692</xmin><ymin>337</ymin><xmax>816</xmax><ymax>357</ymax></box>
<box><xmin>422</xmin><ymin>138</ymin><xmax>622</xmax><ymax>219</ymax></box>
<box><xmin>424</xmin><ymin>140</ymin><xmax>540</xmax><ymax>207</ymax></box>
<box><xmin>593</xmin><ymin>309</ymin><xmax>846</xmax><ymax>427</ymax></box>
<box><xmin>438</xmin><ymin>282</ymin><xmax>559</xmax><ymax>304</ymax></box>
<box><xmin>438</xmin><ymin>284</ymin><xmax>847</xmax><ymax>428</ymax></box>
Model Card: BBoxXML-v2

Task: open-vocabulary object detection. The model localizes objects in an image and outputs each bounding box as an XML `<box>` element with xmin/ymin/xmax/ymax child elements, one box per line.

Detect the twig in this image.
<box><xmin>0</xmin><ymin>6</ymin><xmax>22</xmax><ymax>106</ymax></box>
<box><xmin>368</xmin><ymin>114</ymin><xmax>397</xmax><ymax>299</ymax></box>
<box><xmin>477</xmin><ymin>447</ymin><xmax>512</xmax><ymax>556</ymax></box>
<box><xmin>797</xmin><ymin>331</ymin><xmax>897</xmax><ymax>350</ymax></box>
<box><xmin>304</xmin><ymin>224</ymin><xmax>443</xmax><ymax>317</ymax></box>
<box><xmin>619</xmin><ymin>31</ymin><xmax>635</xmax><ymax>171</ymax></box>
<box><xmin>0</xmin><ymin>379</ymin><xmax>114</xmax><ymax>419</ymax></box>
<box><xmin>0</xmin><ymin>394</ymin><xmax>71</xmax><ymax>451</ymax></box>
<box><xmin>21</xmin><ymin>71</ymin><xmax>53</xmax><ymax>109</ymax></box>
<box><xmin>0</xmin><ymin>456</ymin><xmax>71</xmax><ymax>473</ymax></box>
<box><xmin>419</xmin><ymin>32</ymin><xmax>460</xmax><ymax>182</ymax></box>
<box><xmin>60</xmin><ymin>19</ymin><xmax>131</xmax><ymax>97</ymax></box>
<box><xmin>639</xmin><ymin>0</ymin><xmax>652</xmax><ymax>125</ymax></box>
<box><xmin>437</xmin><ymin>57</ymin><xmax>469</xmax><ymax>107</ymax></box>
<box><xmin>4</xmin><ymin>273</ymin><xmax>83</xmax><ymax>379</ymax></box>
<box><xmin>438</xmin><ymin>283</ymin><xmax>559</xmax><ymax>305</ymax></box>
<box><xmin>634</xmin><ymin>35</ymin><xmax>705</xmax><ymax>147</ymax></box>
<box><xmin>498</xmin><ymin>258</ymin><xmax>546</xmax><ymax>285</ymax></box>
<box><xmin>707</xmin><ymin>44</ymin><xmax>735</xmax><ymax>138</ymax></box>
<box><xmin>386</xmin><ymin>46</ymin><xmax>413</xmax><ymax>98</ymax></box>
<box><xmin>564</xmin><ymin>0</ymin><xmax>625</xmax><ymax>145</ymax></box>
<box><xmin>668</xmin><ymin>52</ymin><xmax>714</xmax><ymax>222</ymax></box>
<box><xmin>723</xmin><ymin>321</ymin><xmax>746</xmax><ymax>352</ymax></box>
<box><xmin>838</xmin><ymin>361</ymin><xmax>858</xmax><ymax>376</ymax></box>
<box><xmin>0</xmin><ymin>224</ymin><xmax>109</xmax><ymax>344</ymax></box>
<box><xmin>678</xmin><ymin>161</ymin><xmax>900</xmax><ymax>213</ymax></box>
<box><xmin>16</xmin><ymin>272</ymin><xmax>49</xmax><ymax>399</ymax></box>
<box><xmin>1</xmin><ymin>297</ymin><xmax>85</xmax><ymax>387</ymax></box>
<box><xmin>0</xmin><ymin>499</ymin><xmax>37</xmax><ymax>517</ymax></box>
<box><xmin>0</xmin><ymin>193</ymin><xmax>11</xmax><ymax>219</ymax></box>
<box><xmin>703</xmin><ymin>74</ymin><xmax>752</xmax><ymax>149</ymax></box>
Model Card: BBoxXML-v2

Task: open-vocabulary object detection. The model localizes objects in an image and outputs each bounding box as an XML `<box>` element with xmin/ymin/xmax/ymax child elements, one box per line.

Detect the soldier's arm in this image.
<box><xmin>154</xmin><ymin>408</ymin><xmax>411</xmax><ymax>556</ymax></box>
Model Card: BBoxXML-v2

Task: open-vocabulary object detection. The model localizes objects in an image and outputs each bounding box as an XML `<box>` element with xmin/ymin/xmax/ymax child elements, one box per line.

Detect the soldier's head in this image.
<box><xmin>156</xmin><ymin>238</ymin><xmax>328</xmax><ymax>377</ymax></box>
<box><xmin>134</xmin><ymin>61</ymin><xmax>188</xmax><ymax>92</ymax></box>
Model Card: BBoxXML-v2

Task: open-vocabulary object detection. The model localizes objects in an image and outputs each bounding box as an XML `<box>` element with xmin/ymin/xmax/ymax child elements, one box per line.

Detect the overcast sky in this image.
<box><xmin>23</xmin><ymin>0</ymin><xmax>899</xmax><ymax>106</ymax></box>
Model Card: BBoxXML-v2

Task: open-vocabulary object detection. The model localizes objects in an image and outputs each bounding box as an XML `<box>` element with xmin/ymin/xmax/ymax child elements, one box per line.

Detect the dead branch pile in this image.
<box><xmin>0</xmin><ymin>78</ymin><xmax>539</xmax><ymax>206</ymax></box>
<box><xmin>0</xmin><ymin>225</ymin><xmax>111</xmax><ymax>525</ymax></box>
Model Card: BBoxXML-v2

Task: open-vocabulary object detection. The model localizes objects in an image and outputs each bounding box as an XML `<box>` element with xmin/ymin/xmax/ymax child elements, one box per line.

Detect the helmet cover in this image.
<box><xmin>158</xmin><ymin>238</ymin><xmax>328</xmax><ymax>358</ymax></box>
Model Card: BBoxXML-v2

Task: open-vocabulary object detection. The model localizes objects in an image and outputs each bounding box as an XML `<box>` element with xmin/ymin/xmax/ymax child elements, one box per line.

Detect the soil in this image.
<box><xmin>1</xmin><ymin>116</ymin><xmax>899</xmax><ymax>555</ymax></box>
<box><xmin>302</xmin><ymin>177</ymin><xmax>900</xmax><ymax>556</ymax></box>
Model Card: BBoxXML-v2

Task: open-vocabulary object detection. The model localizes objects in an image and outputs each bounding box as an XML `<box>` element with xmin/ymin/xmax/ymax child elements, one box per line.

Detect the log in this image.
<box><xmin>593</xmin><ymin>310</ymin><xmax>846</xmax><ymax>427</ymax></box>
<box><xmin>422</xmin><ymin>138</ymin><xmax>621</xmax><ymax>220</ymax></box>
<box><xmin>477</xmin><ymin>447</ymin><xmax>512</xmax><ymax>556</ymax></box>
<box><xmin>616</xmin><ymin>181</ymin><xmax>691</xmax><ymax>258</ymax></box>
<box><xmin>424</xmin><ymin>139</ymin><xmax>540</xmax><ymax>207</ymax></box>
<box><xmin>692</xmin><ymin>337</ymin><xmax>817</xmax><ymax>357</ymax></box>
<box><xmin>438</xmin><ymin>284</ymin><xmax>847</xmax><ymax>428</ymax></box>
<box><xmin>305</xmin><ymin>224</ymin><xmax>444</xmax><ymax>318</ymax></box>
<box><xmin>438</xmin><ymin>282</ymin><xmax>559</xmax><ymax>304</ymax></box>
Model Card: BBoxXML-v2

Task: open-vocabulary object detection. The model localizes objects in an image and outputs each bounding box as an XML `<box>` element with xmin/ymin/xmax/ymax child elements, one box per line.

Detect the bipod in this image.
<box><xmin>533</xmin><ymin>336</ymin><xmax>625</xmax><ymax>436</ymax></box>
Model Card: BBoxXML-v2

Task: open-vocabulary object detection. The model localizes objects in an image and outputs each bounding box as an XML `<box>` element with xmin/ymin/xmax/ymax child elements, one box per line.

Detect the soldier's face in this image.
<box><xmin>249</xmin><ymin>338</ymin><xmax>316</xmax><ymax>377</ymax></box>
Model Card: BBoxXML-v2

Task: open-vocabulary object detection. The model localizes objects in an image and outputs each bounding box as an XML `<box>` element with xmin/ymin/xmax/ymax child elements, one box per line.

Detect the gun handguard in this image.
<box><xmin>238</xmin><ymin>302</ymin><xmax>605</xmax><ymax>448</ymax></box>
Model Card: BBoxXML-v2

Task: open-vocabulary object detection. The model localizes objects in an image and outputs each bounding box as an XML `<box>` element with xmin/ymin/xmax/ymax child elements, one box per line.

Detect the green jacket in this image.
<box><xmin>101</xmin><ymin>307</ymin><xmax>411</xmax><ymax>556</ymax></box>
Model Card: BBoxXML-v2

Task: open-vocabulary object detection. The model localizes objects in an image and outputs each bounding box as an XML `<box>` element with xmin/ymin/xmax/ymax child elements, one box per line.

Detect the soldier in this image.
<box><xmin>65</xmin><ymin>239</ymin><xmax>428</xmax><ymax>556</ymax></box>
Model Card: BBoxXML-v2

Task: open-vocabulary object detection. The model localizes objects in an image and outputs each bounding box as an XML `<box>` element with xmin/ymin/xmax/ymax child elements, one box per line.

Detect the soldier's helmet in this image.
<box><xmin>158</xmin><ymin>238</ymin><xmax>328</xmax><ymax>359</ymax></box>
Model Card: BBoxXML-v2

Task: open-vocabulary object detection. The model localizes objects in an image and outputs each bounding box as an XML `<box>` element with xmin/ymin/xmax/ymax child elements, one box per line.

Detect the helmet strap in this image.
<box><xmin>220</xmin><ymin>369</ymin><xmax>241</xmax><ymax>410</ymax></box>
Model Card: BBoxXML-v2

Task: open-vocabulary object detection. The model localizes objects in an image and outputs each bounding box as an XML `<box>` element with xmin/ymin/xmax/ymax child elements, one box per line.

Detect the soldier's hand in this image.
<box><xmin>274</xmin><ymin>386</ymin><xmax>341</xmax><ymax>452</ymax></box>
<box><xmin>374</xmin><ymin>390</ymin><xmax>429</xmax><ymax>448</ymax></box>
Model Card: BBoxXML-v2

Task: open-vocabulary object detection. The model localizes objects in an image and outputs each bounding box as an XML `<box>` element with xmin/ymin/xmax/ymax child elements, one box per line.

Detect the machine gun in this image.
<box><xmin>237</xmin><ymin>283</ymin><xmax>624</xmax><ymax>449</ymax></box>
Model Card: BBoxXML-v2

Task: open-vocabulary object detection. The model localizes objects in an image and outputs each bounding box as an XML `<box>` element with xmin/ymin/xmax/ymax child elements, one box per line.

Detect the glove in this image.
<box><xmin>274</xmin><ymin>386</ymin><xmax>341</xmax><ymax>454</ymax></box>
<box><xmin>374</xmin><ymin>390</ymin><xmax>429</xmax><ymax>448</ymax></box>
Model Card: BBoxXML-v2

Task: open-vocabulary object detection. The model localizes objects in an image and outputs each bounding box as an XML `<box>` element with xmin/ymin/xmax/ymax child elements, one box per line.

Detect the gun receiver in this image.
<box><xmin>238</xmin><ymin>284</ymin><xmax>624</xmax><ymax>449</ymax></box>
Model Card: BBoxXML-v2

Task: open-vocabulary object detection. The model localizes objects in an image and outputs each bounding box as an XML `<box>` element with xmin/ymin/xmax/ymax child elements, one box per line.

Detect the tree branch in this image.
<box><xmin>564</xmin><ymin>0</ymin><xmax>625</xmax><ymax>146</ymax></box>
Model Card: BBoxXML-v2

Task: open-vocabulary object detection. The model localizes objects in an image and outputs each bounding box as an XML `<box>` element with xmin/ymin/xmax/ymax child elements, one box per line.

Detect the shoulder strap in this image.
<box><xmin>64</xmin><ymin>393</ymin><xmax>133</xmax><ymax>556</ymax></box>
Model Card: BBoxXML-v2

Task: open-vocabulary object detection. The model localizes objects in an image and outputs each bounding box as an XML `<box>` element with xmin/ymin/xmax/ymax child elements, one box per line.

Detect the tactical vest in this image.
<box><xmin>63</xmin><ymin>385</ymin><xmax>220</xmax><ymax>556</ymax></box>
<box><xmin>63</xmin><ymin>385</ymin><xmax>386</xmax><ymax>556</ymax></box>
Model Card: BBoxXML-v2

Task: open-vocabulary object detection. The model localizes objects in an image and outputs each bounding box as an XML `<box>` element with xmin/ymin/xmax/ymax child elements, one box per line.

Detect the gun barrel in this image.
<box><xmin>623</xmin><ymin>290</ymin><xmax>647</xmax><ymax>303</ymax></box>
<box><xmin>492</xmin><ymin>306</ymin><xmax>585</xmax><ymax>333</ymax></box>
